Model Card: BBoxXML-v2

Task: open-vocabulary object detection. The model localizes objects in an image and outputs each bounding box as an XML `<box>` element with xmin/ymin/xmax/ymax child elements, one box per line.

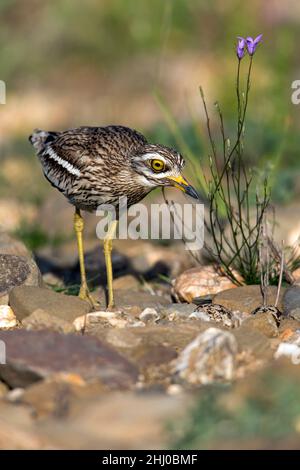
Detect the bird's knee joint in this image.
<box><xmin>103</xmin><ymin>239</ymin><xmax>113</xmax><ymax>253</ymax></box>
<box><xmin>74</xmin><ymin>214</ymin><xmax>84</xmax><ymax>233</ymax></box>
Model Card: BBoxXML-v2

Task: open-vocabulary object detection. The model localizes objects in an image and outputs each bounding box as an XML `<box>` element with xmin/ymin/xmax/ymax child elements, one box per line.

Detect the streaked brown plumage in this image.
<box><xmin>29</xmin><ymin>125</ymin><xmax>198</xmax><ymax>308</ymax></box>
<box><xmin>29</xmin><ymin>125</ymin><xmax>197</xmax><ymax>210</ymax></box>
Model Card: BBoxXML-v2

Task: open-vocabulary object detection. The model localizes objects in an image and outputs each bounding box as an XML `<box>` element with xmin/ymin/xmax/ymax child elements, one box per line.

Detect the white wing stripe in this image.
<box><xmin>45</xmin><ymin>147</ymin><xmax>81</xmax><ymax>177</ymax></box>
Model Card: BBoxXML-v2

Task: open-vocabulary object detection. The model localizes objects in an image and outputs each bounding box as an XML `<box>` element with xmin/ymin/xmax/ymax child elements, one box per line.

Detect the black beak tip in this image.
<box><xmin>185</xmin><ymin>185</ymin><xmax>200</xmax><ymax>200</ymax></box>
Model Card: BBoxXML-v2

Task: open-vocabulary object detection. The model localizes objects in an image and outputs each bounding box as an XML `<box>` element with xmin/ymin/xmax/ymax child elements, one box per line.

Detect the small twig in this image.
<box><xmin>275</xmin><ymin>241</ymin><xmax>285</xmax><ymax>308</ymax></box>
<box><xmin>259</xmin><ymin>215</ymin><xmax>269</xmax><ymax>306</ymax></box>
<box><xmin>268</xmin><ymin>237</ymin><xmax>295</xmax><ymax>284</ymax></box>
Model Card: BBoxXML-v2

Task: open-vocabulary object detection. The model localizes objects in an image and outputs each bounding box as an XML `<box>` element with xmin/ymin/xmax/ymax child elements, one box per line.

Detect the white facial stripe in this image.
<box><xmin>177</xmin><ymin>153</ymin><xmax>184</xmax><ymax>166</ymax></box>
<box><xmin>142</xmin><ymin>167</ymin><xmax>178</xmax><ymax>180</ymax></box>
<box><xmin>140</xmin><ymin>152</ymin><xmax>167</xmax><ymax>163</ymax></box>
<box><xmin>45</xmin><ymin>147</ymin><xmax>81</xmax><ymax>177</ymax></box>
<box><xmin>136</xmin><ymin>174</ymin><xmax>157</xmax><ymax>187</ymax></box>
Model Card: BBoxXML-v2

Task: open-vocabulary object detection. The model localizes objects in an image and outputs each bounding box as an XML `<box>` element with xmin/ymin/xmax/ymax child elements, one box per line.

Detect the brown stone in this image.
<box><xmin>279</xmin><ymin>328</ymin><xmax>294</xmax><ymax>341</ymax></box>
<box><xmin>0</xmin><ymin>390</ymin><xmax>188</xmax><ymax>449</ymax></box>
<box><xmin>112</xmin><ymin>275</ymin><xmax>141</xmax><ymax>291</ymax></box>
<box><xmin>214</xmin><ymin>285</ymin><xmax>285</xmax><ymax>314</ymax></box>
<box><xmin>0</xmin><ymin>330</ymin><xmax>138</xmax><ymax>389</ymax></box>
<box><xmin>233</xmin><ymin>325</ymin><xmax>272</xmax><ymax>360</ymax></box>
<box><xmin>292</xmin><ymin>267</ymin><xmax>300</xmax><ymax>282</ymax></box>
<box><xmin>243</xmin><ymin>313</ymin><xmax>279</xmax><ymax>338</ymax></box>
<box><xmin>9</xmin><ymin>286</ymin><xmax>90</xmax><ymax>322</ymax></box>
<box><xmin>22</xmin><ymin>309</ymin><xmax>75</xmax><ymax>334</ymax></box>
<box><xmin>91</xmin><ymin>322</ymin><xmax>209</xmax><ymax>372</ymax></box>
<box><xmin>20</xmin><ymin>379</ymin><xmax>107</xmax><ymax>419</ymax></box>
<box><xmin>0</xmin><ymin>295</ymin><xmax>9</xmax><ymax>305</ymax></box>
<box><xmin>0</xmin><ymin>402</ymin><xmax>44</xmax><ymax>449</ymax></box>
<box><xmin>173</xmin><ymin>266</ymin><xmax>237</xmax><ymax>303</ymax></box>
<box><xmin>98</xmin><ymin>289</ymin><xmax>170</xmax><ymax>310</ymax></box>
<box><xmin>0</xmin><ymin>381</ymin><xmax>8</xmax><ymax>398</ymax></box>
<box><xmin>279</xmin><ymin>318</ymin><xmax>300</xmax><ymax>335</ymax></box>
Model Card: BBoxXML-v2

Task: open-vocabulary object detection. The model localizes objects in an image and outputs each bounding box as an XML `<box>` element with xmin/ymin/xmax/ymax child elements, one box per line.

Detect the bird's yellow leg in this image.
<box><xmin>74</xmin><ymin>208</ymin><xmax>98</xmax><ymax>309</ymax></box>
<box><xmin>103</xmin><ymin>219</ymin><xmax>118</xmax><ymax>309</ymax></box>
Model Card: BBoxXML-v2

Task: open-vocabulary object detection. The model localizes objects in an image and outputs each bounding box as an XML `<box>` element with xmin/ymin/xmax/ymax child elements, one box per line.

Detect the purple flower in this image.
<box><xmin>236</xmin><ymin>36</ymin><xmax>246</xmax><ymax>60</ymax></box>
<box><xmin>246</xmin><ymin>34</ymin><xmax>263</xmax><ymax>55</ymax></box>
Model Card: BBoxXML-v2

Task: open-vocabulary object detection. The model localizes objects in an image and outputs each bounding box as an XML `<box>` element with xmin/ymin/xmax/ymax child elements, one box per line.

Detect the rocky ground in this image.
<box><xmin>1</xmin><ymin>228</ymin><xmax>300</xmax><ymax>450</ymax></box>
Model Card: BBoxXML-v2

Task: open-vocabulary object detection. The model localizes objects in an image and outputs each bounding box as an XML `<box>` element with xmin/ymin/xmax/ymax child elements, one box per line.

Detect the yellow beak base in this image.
<box><xmin>167</xmin><ymin>176</ymin><xmax>199</xmax><ymax>200</ymax></box>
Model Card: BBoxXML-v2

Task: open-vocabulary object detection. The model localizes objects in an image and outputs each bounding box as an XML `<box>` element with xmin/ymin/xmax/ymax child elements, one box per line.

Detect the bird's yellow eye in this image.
<box><xmin>151</xmin><ymin>159</ymin><xmax>165</xmax><ymax>172</ymax></box>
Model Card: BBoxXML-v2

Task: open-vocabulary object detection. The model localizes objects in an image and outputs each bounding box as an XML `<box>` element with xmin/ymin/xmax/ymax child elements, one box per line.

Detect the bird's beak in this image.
<box><xmin>167</xmin><ymin>175</ymin><xmax>199</xmax><ymax>200</ymax></box>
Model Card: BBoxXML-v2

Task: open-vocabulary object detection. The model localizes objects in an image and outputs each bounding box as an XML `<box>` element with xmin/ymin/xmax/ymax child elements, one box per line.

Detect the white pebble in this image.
<box><xmin>6</xmin><ymin>388</ymin><xmax>24</xmax><ymax>402</ymax></box>
<box><xmin>0</xmin><ymin>305</ymin><xmax>17</xmax><ymax>329</ymax></box>
<box><xmin>189</xmin><ymin>310</ymin><xmax>210</xmax><ymax>321</ymax></box>
<box><xmin>274</xmin><ymin>342</ymin><xmax>300</xmax><ymax>364</ymax></box>
<box><xmin>139</xmin><ymin>307</ymin><xmax>160</xmax><ymax>322</ymax></box>
<box><xmin>73</xmin><ymin>311</ymin><xmax>117</xmax><ymax>331</ymax></box>
<box><xmin>167</xmin><ymin>384</ymin><xmax>183</xmax><ymax>395</ymax></box>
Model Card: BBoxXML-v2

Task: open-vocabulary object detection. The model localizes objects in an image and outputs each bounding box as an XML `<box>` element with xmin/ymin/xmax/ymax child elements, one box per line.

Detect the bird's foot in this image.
<box><xmin>106</xmin><ymin>303</ymin><xmax>117</xmax><ymax>312</ymax></box>
<box><xmin>79</xmin><ymin>285</ymin><xmax>99</xmax><ymax>310</ymax></box>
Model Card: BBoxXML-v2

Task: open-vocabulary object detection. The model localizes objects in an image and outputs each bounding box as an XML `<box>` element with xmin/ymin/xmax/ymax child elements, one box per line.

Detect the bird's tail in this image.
<box><xmin>29</xmin><ymin>129</ymin><xmax>58</xmax><ymax>153</ymax></box>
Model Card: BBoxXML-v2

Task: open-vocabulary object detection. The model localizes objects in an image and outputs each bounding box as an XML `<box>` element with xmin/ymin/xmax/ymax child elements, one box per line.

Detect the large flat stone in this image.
<box><xmin>97</xmin><ymin>289</ymin><xmax>170</xmax><ymax>310</ymax></box>
<box><xmin>214</xmin><ymin>285</ymin><xmax>285</xmax><ymax>314</ymax></box>
<box><xmin>90</xmin><ymin>322</ymin><xmax>209</xmax><ymax>373</ymax></box>
<box><xmin>9</xmin><ymin>286</ymin><xmax>90</xmax><ymax>322</ymax></box>
<box><xmin>22</xmin><ymin>309</ymin><xmax>75</xmax><ymax>334</ymax></box>
<box><xmin>0</xmin><ymin>330</ymin><xmax>138</xmax><ymax>389</ymax></box>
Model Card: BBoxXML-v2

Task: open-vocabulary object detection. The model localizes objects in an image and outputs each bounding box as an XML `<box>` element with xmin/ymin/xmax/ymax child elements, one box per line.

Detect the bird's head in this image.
<box><xmin>130</xmin><ymin>144</ymin><xmax>199</xmax><ymax>199</ymax></box>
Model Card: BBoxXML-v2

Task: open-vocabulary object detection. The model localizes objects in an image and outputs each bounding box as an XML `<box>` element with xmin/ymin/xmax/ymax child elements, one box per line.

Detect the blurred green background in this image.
<box><xmin>0</xmin><ymin>0</ymin><xmax>300</xmax><ymax>236</ymax></box>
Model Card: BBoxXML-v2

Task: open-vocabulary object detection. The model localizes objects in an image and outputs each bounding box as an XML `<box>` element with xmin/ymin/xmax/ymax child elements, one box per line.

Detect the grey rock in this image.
<box><xmin>283</xmin><ymin>286</ymin><xmax>300</xmax><ymax>318</ymax></box>
<box><xmin>0</xmin><ymin>255</ymin><xmax>42</xmax><ymax>296</ymax></box>
<box><xmin>289</xmin><ymin>308</ymin><xmax>300</xmax><ymax>321</ymax></box>
<box><xmin>9</xmin><ymin>286</ymin><xmax>90</xmax><ymax>322</ymax></box>
<box><xmin>0</xmin><ymin>330</ymin><xmax>138</xmax><ymax>389</ymax></box>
